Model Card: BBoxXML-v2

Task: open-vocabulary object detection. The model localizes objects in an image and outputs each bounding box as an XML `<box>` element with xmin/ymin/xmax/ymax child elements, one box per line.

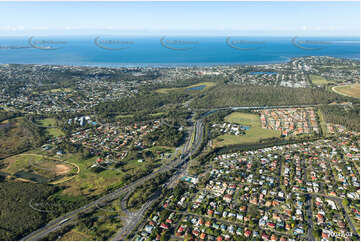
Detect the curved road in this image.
<box><xmin>111</xmin><ymin>119</ymin><xmax>204</xmax><ymax>240</ymax></box>
<box><xmin>21</xmin><ymin>118</ymin><xmax>204</xmax><ymax>241</ymax></box>
<box><xmin>21</xmin><ymin>104</ymin><xmax>357</xmax><ymax>241</ymax></box>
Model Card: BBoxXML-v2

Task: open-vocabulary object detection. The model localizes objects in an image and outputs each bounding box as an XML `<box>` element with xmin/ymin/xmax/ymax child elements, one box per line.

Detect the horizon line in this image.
<box><xmin>0</xmin><ymin>34</ymin><xmax>360</xmax><ymax>37</ymax></box>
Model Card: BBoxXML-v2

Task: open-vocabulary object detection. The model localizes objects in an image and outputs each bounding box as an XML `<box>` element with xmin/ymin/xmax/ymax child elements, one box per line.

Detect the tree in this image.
<box><xmin>342</xmin><ymin>198</ymin><xmax>349</xmax><ymax>207</ymax></box>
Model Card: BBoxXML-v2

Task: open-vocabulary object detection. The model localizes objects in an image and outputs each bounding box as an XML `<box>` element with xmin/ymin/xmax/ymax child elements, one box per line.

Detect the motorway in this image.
<box><xmin>195</xmin><ymin>103</ymin><xmax>352</xmax><ymax>114</ymax></box>
<box><xmin>196</xmin><ymin>104</ymin><xmax>319</xmax><ymax>113</ymax></box>
<box><xmin>111</xmin><ymin>119</ymin><xmax>205</xmax><ymax>240</ymax></box>
<box><xmin>21</xmin><ymin>118</ymin><xmax>205</xmax><ymax>241</ymax></box>
<box><xmin>20</xmin><ymin>104</ymin><xmax>359</xmax><ymax>241</ymax></box>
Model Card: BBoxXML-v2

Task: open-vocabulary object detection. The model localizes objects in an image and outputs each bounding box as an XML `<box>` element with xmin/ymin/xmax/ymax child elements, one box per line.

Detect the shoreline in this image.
<box><xmin>0</xmin><ymin>55</ymin><xmax>359</xmax><ymax>69</ymax></box>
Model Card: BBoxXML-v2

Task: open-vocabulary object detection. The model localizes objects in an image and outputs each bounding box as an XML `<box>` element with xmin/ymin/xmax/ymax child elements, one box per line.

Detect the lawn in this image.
<box><xmin>46</xmin><ymin>127</ymin><xmax>65</xmax><ymax>137</ymax></box>
<box><xmin>332</xmin><ymin>83</ymin><xmax>360</xmax><ymax>99</ymax></box>
<box><xmin>37</xmin><ymin>118</ymin><xmax>65</xmax><ymax>137</ymax></box>
<box><xmin>150</xmin><ymin>112</ymin><xmax>165</xmax><ymax>117</ymax></box>
<box><xmin>155</xmin><ymin>82</ymin><xmax>216</xmax><ymax>94</ymax></box>
<box><xmin>224</xmin><ymin>112</ymin><xmax>259</xmax><ymax>125</ymax></box>
<box><xmin>116</xmin><ymin>114</ymin><xmax>134</xmax><ymax>119</ymax></box>
<box><xmin>38</xmin><ymin>118</ymin><xmax>57</xmax><ymax>126</ymax></box>
<box><xmin>310</xmin><ymin>75</ymin><xmax>330</xmax><ymax>86</ymax></box>
<box><xmin>212</xmin><ymin>112</ymin><xmax>281</xmax><ymax>147</ymax></box>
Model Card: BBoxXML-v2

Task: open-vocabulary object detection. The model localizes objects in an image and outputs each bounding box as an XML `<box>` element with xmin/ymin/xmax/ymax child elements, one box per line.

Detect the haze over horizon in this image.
<box><xmin>0</xmin><ymin>1</ymin><xmax>359</xmax><ymax>37</ymax></box>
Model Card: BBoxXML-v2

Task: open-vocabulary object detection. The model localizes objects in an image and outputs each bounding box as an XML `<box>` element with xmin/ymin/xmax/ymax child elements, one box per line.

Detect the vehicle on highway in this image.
<box><xmin>58</xmin><ymin>218</ymin><xmax>70</xmax><ymax>225</ymax></box>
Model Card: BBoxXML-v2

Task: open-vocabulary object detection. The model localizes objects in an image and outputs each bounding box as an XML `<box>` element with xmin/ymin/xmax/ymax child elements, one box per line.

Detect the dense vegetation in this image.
<box><xmin>94</xmin><ymin>93</ymin><xmax>190</xmax><ymax>119</ymax></box>
<box><xmin>164</xmin><ymin>110</ymin><xmax>191</xmax><ymax>127</ymax></box>
<box><xmin>0</xmin><ymin>118</ymin><xmax>44</xmax><ymax>158</ymax></box>
<box><xmin>144</xmin><ymin>126</ymin><xmax>184</xmax><ymax>147</ymax></box>
<box><xmin>114</xmin><ymin>109</ymin><xmax>191</xmax><ymax>128</ymax></box>
<box><xmin>0</xmin><ymin>111</ymin><xmax>21</xmax><ymax>123</ymax></box>
<box><xmin>127</xmin><ymin>172</ymin><xmax>170</xmax><ymax>209</ymax></box>
<box><xmin>43</xmin><ymin>224</ymin><xmax>75</xmax><ymax>241</ymax></box>
<box><xmin>0</xmin><ymin>182</ymin><xmax>53</xmax><ymax>240</ymax></box>
<box><xmin>0</xmin><ymin>181</ymin><xmax>86</xmax><ymax>240</ymax></box>
<box><xmin>191</xmin><ymin>85</ymin><xmax>352</xmax><ymax>108</ymax></box>
<box><xmin>320</xmin><ymin>104</ymin><xmax>360</xmax><ymax>132</ymax></box>
<box><xmin>44</xmin><ymin>210</ymin><xmax>122</xmax><ymax>241</ymax></box>
<box><xmin>203</xmin><ymin>110</ymin><xmax>232</xmax><ymax>123</ymax></box>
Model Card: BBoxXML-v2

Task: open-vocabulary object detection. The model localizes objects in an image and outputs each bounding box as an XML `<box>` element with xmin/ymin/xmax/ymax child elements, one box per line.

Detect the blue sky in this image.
<box><xmin>0</xmin><ymin>1</ymin><xmax>359</xmax><ymax>36</ymax></box>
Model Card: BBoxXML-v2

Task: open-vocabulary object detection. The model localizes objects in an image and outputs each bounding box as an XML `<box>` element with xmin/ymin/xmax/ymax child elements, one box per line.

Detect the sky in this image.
<box><xmin>0</xmin><ymin>1</ymin><xmax>359</xmax><ymax>36</ymax></box>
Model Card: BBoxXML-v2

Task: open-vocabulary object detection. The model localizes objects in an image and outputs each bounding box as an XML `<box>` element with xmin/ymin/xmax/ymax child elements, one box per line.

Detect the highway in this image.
<box><xmin>21</xmin><ymin>118</ymin><xmax>205</xmax><ymax>241</ymax></box>
<box><xmin>111</xmin><ymin>119</ymin><xmax>205</xmax><ymax>240</ymax></box>
<box><xmin>195</xmin><ymin>103</ymin><xmax>351</xmax><ymax>114</ymax></box>
<box><xmin>20</xmin><ymin>104</ymin><xmax>358</xmax><ymax>241</ymax></box>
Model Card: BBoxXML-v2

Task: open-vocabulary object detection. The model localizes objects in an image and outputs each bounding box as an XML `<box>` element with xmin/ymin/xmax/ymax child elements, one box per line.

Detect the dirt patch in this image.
<box><xmin>332</xmin><ymin>84</ymin><xmax>360</xmax><ymax>98</ymax></box>
<box><xmin>55</xmin><ymin>164</ymin><xmax>71</xmax><ymax>175</ymax></box>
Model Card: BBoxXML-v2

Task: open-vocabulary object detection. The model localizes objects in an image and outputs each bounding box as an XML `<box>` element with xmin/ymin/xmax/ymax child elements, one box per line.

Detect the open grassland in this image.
<box><xmin>1</xmin><ymin>153</ymin><xmax>43</xmax><ymax>174</ymax></box>
<box><xmin>224</xmin><ymin>112</ymin><xmax>259</xmax><ymax>125</ymax></box>
<box><xmin>46</xmin><ymin>127</ymin><xmax>65</xmax><ymax>137</ymax></box>
<box><xmin>59</xmin><ymin>230</ymin><xmax>92</xmax><ymax>241</ymax></box>
<box><xmin>332</xmin><ymin>83</ymin><xmax>360</xmax><ymax>98</ymax></box>
<box><xmin>59</xmin><ymin>152</ymin><xmax>162</xmax><ymax>197</ymax></box>
<box><xmin>213</xmin><ymin>112</ymin><xmax>281</xmax><ymax>147</ymax></box>
<box><xmin>38</xmin><ymin>118</ymin><xmax>57</xmax><ymax>126</ymax></box>
<box><xmin>145</xmin><ymin>146</ymin><xmax>175</xmax><ymax>155</ymax></box>
<box><xmin>0</xmin><ymin>153</ymin><xmax>76</xmax><ymax>184</ymax></box>
<box><xmin>155</xmin><ymin>82</ymin><xmax>216</xmax><ymax>94</ymax></box>
<box><xmin>150</xmin><ymin>112</ymin><xmax>165</xmax><ymax>117</ymax></box>
<box><xmin>115</xmin><ymin>114</ymin><xmax>134</xmax><ymax>119</ymax></box>
<box><xmin>59</xmin><ymin>154</ymin><xmax>125</xmax><ymax>196</ymax></box>
<box><xmin>37</xmin><ymin>118</ymin><xmax>65</xmax><ymax>137</ymax></box>
<box><xmin>310</xmin><ymin>75</ymin><xmax>330</xmax><ymax>86</ymax></box>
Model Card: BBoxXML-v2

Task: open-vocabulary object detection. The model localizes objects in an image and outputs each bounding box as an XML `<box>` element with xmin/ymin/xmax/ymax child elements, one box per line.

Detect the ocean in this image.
<box><xmin>0</xmin><ymin>36</ymin><xmax>359</xmax><ymax>67</ymax></box>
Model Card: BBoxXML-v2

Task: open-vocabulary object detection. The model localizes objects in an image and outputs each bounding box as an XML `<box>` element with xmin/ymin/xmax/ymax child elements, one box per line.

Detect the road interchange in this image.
<box><xmin>21</xmin><ymin>117</ymin><xmax>205</xmax><ymax>241</ymax></box>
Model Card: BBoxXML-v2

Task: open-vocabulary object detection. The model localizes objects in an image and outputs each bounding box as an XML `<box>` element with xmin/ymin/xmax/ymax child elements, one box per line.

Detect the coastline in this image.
<box><xmin>0</xmin><ymin>55</ymin><xmax>359</xmax><ymax>69</ymax></box>
<box><xmin>0</xmin><ymin>35</ymin><xmax>359</xmax><ymax>68</ymax></box>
